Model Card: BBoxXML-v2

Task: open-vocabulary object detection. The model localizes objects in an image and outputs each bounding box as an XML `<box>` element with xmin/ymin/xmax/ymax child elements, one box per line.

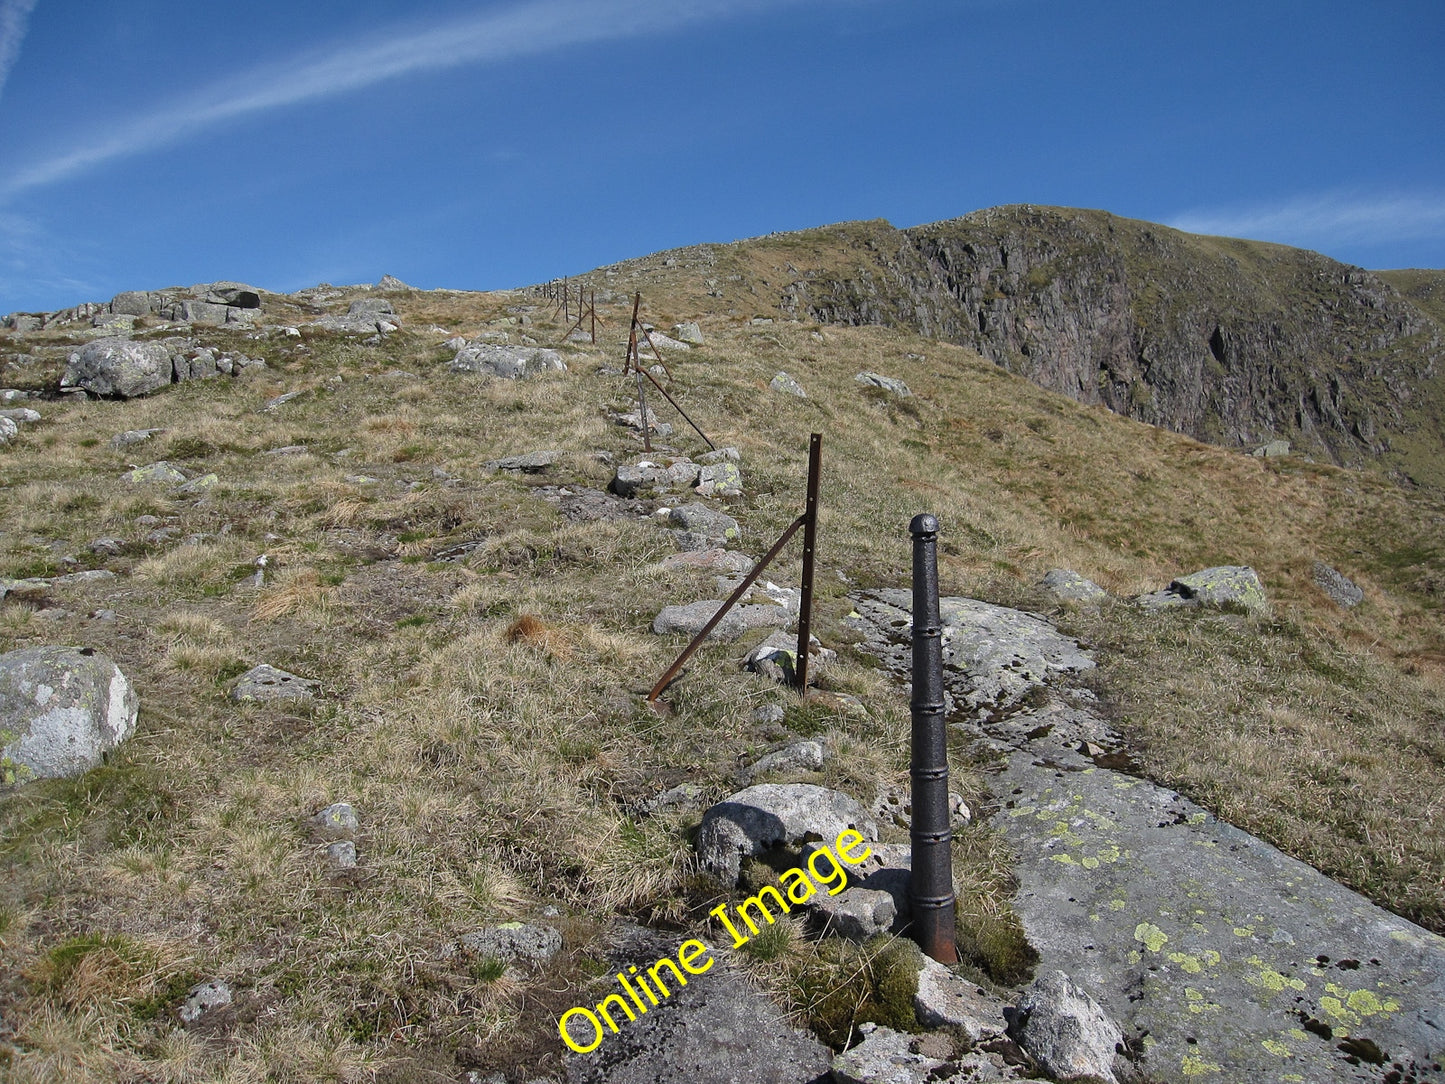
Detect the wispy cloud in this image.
<box><xmin>0</xmin><ymin>0</ymin><xmax>807</xmax><ymax>200</ymax></box>
<box><xmin>1168</xmin><ymin>191</ymin><xmax>1445</xmax><ymax>250</ymax></box>
<box><xmin>0</xmin><ymin>0</ymin><xmax>38</xmax><ymax>104</ymax></box>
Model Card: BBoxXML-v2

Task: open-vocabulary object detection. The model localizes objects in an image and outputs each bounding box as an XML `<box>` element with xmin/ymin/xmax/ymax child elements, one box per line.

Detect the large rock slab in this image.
<box><xmin>696</xmin><ymin>783</ymin><xmax>876</xmax><ymax>886</ymax></box>
<box><xmin>449</xmin><ymin>343</ymin><xmax>566</xmax><ymax>378</ymax></box>
<box><xmin>566</xmin><ymin>924</ymin><xmax>830</xmax><ymax>1083</ymax></box>
<box><xmin>0</xmin><ymin>646</ymin><xmax>138</xmax><ymax>782</ymax></box>
<box><xmin>995</xmin><ymin>729</ymin><xmax>1445</xmax><ymax>1082</ymax></box>
<box><xmin>62</xmin><ymin>338</ymin><xmax>173</xmax><ymax>398</ymax></box>
<box><xmin>847</xmin><ymin>589</ymin><xmax>1094</xmax><ymax>714</ymax></box>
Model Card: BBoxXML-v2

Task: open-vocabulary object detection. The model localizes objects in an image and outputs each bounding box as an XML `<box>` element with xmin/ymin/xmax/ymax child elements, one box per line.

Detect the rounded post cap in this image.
<box><xmin>909</xmin><ymin>513</ymin><xmax>939</xmax><ymax>536</ymax></box>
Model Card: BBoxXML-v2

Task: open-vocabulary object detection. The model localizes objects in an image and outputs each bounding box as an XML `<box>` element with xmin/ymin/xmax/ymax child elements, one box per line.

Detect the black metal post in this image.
<box><xmin>793</xmin><ymin>433</ymin><xmax>822</xmax><ymax>691</ymax></box>
<box><xmin>909</xmin><ymin>513</ymin><xmax>957</xmax><ymax>963</ymax></box>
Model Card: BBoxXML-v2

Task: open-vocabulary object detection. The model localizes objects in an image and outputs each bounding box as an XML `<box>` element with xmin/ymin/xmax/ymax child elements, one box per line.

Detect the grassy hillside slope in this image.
<box><xmin>0</xmin><ymin>268</ymin><xmax>1442</xmax><ymax>1081</ymax></box>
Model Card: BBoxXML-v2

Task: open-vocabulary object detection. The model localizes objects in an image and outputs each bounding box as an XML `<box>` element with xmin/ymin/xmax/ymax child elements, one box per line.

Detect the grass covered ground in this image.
<box><xmin>0</xmin><ymin>265</ymin><xmax>1442</xmax><ymax>1081</ymax></box>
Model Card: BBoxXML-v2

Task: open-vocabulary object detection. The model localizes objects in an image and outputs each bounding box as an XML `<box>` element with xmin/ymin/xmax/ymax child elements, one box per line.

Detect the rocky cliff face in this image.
<box><xmin>774</xmin><ymin>207</ymin><xmax>1445</xmax><ymax>482</ymax></box>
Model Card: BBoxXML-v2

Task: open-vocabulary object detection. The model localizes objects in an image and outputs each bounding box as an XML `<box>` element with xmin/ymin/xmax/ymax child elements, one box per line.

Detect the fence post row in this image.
<box><xmin>908</xmin><ymin>513</ymin><xmax>958</xmax><ymax>964</ymax></box>
<box><xmin>647</xmin><ymin>433</ymin><xmax>823</xmax><ymax>703</ymax></box>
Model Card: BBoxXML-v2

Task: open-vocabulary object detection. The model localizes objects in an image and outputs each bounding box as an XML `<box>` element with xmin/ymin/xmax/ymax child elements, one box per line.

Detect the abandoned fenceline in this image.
<box><xmin>621</xmin><ymin>292</ymin><xmax>716</xmax><ymax>451</ymax></box>
<box><xmin>559</xmin><ymin>286</ymin><xmax>603</xmax><ymax>344</ymax></box>
<box><xmin>909</xmin><ymin>513</ymin><xmax>958</xmax><ymax>963</ymax></box>
<box><xmin>647</xmin><ymin>433</ymin><xmax>823</xmax><ymax>703</ymax></box>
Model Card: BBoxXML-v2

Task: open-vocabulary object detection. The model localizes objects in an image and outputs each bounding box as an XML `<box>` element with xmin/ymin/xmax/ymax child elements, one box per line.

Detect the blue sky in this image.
<box><xmin>0</xmin><ymin>0</ymin><xmax>1441</xmax><ymax>314</ymax></box>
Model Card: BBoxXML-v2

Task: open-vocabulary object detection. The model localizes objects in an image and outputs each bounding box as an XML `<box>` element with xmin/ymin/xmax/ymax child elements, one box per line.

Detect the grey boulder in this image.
<box><xmin>0</xmin><ymin>646</ymin><xmax>138</xmax><ymax>783</ymax></box>
<box><xmin>855</xmin><ymin>371</ymin><xmax>912</xmax><ymax>396</ymax></box>
<box><xmin>1039</xmin><ymin>569</ymin><xmax>1107</xmax><ymax>602</ymax></box>
<box><xmin>1138</xmin><ymin>565</ymin><xmax>1268</xmax><ymax>613</ymax></box>
<box><xmin>769</xmin><ymin>371</ymin><xmax>806</xmax><ymax>397</ymax></box>
<box><xmin>231</xmin><ymin>664</ymin><xmax>318</xmax><ymax>702</ymax></box>
<box><xmin>696</xmin><ymin>782</ymin><xmax>876</xmax><ymax>886</ymax></box>
<box><xmin>667</xmin><ymin>503</ymin><xmax>739</xmax><ymax>550</ymax></box>
<box><xmin>1312</xmin><ymin>561</ymin><xmax>1364</xmax><ymax>608</ymax></box>
<box><xmin>913</xmin><ymin>957</ymin><xmax>1009</xmax><ymax>1040</ymax></box>
<box><xmin>807</xmin><ymin>886</ymin><xmax>896</xmax><ymax>941</ymax></box>
<box><xmin>63</xmin><ymin>338</ymin><xmax>173</xmax><ymax>398</ymax></box>
<box><xmin>450</xmin><ymin>343</ymin><xmax>566</xmax><ymax>379</ymax></box>
<box><xmin>448</xmin><ymin>922</ymin><xmax>562</xmax><ymax>965</ymax></box>
<box><xmin>1009</xmin><ymin>970</ymin><xmax>1128</xmax><ymax>1084</ymax></box>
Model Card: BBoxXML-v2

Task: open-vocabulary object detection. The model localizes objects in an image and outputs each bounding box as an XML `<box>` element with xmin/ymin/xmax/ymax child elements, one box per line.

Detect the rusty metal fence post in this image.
<box><xmin>909</xmin><ymin>513</ymin><xmax>958</xmax><ymax>963</ymax></box>
<box><xmin>793</xmin><ymin>433</ymin><xmax>822</xmax><ymax>692</ymax></box>
<box><xmin>647</xmin><ymin>434</ymin><xmax>822</xmax><ymax>703</ymax></box>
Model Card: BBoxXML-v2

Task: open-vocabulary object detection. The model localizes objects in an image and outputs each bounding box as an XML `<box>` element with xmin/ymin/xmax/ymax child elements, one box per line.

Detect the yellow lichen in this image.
<box><xmin>1134</xmin><ymin>922</ymin><xmax>1168</xmax><ymax>952</ymax></box>
<box><xmin>1262</xmin><ymin>1039</ymin><xmax>1292</xmax><ymax>1057</ymax></box>
<box><xmin>1168</xmin><ymin>951</ymin><xmax>1203</xmax><ymax>973</ymax></box>
<box><xmin>1181</xmin><ymin>1053</ymin><xmax>1222</xmax><ymax>1075</ymax></box>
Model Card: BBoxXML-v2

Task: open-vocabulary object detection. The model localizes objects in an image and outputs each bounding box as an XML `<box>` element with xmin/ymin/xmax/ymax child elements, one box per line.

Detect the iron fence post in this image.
<box><xmin>794</xmin><ymin>433</ymin><xmax>822</xmax><ymax>691</ymax></box>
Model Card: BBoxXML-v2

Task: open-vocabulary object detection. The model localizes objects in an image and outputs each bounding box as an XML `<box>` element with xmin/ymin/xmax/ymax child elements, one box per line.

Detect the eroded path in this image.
<box><xmin>849</xmin><ymin>589</ymin><xmax>1445</xmax><ymax>1084</ymax></box>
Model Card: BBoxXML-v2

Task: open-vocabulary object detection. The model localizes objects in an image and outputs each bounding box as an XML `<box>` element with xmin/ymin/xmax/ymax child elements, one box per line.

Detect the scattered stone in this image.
<box><xmin>1039</xmin><ymin>569</ymin><xmax>1107</xmax><ymax>602</ymax></box>
<box><xmin>88</xmin><ymin>538</ymin><xmax>125</xmax><ymax>556</ymax></box>
<box><xmin>1137</xmin><ymin>565</ymin><xmax>1268</xmax><ymax>613</ymax></box>
<box><xmin>177</xmin><ymin>473</ymin><xmax>218</xmax><ymax>494</ymax></box>
<box><xmin>770</xmin><ymin>371</ymin><xmax>806</xmax><ymax>397</ymax></box>
<box><xmin>831</xmin><ymin>1022</ymin><xmax>1040</xmax><ymax>1084</ymax></box>
<box><xmin>110</xmin><ymin>428</ymin><xmax>165</xmax><ymax>448</ymax></box>
<box><xmin>230</xmin><ymin>664</ymin><xmax>318</xmax><ymax>703</ymax></box>
<box><xmin>313</xmin><ymin>802</ymin><xmax>358</xmax><ymax>835</ymax></box>
<box><xmin>0</xmin><ymin>408</ymin><xmax>40</xmax><ymax>424</ymax></box>
<box><xmin>855</xmin><ymin>372</ymin><xmax>912</xmax><ymax>396</ymax></box>
<box><xmin>487</xmin><ymin>449</ymin><xmax>562</xmax><ymax>473</ymax></box>
<box><xmin>658</xmin><ymin>549</ymin><xmax>754</xmax><ymax>574</ymax></box>
<box><xmin>742</xmin><ymin>739</ymin><xmax>824</xmax><ymax>781</ymax></box>
<box><xmin>1312</xmin><ymin>561</ymin><xmax>1364</xmax><ymax>608</ymax></box>
<box><xmin>672</xmin><ymin>322</ymin><xmax>704</xmax><ymax>344</ymax></box>
<box><xmin>668</xmin><ymin>503</ymin><xmax>740</xmax><ymax>550</ymax></box>
<box><xmin>637</xmin><ymin>782</ymin><xmax>707</xmax><ymax>816</ymax></box>
<box><xmin>743</xmin><ymin>629</ymin><xmax>833</xmax><ymax>684</ymax></box>
<box><xmin>0</xmin><ymin>417</ymin><xmax>16</xmax><ymax>443</ymax></box>
<box><xmin>349</xmin><ymin>298</ymin><xmax>395</xmax><ymax>316</ymax></box>
<box><xmin>645</xmin><ymin>331</ymin><xmax>691</xmax><ymax>352</ymax></box>
<box><xmin>90</xmin><ymin>610</ymin><xmax>118</xmax><ymax>622</ymax></box>
<box><xmin>264</xmin><ymin>445</ymin><xmax>309</xmax><ymax>456</ymax></box>
<box><xmin>62</xmin><ymin>338</ymin><xmax>173</xmax><ymax>398</ymax></box>
<box><xmin>0</xmin><ymin>646</ymin><xmax>138</xmax><ymax>783</ymax></box>
<box><xmin>1009</xmin><ymin>971</ymin><xmax>1127</xmax><ymax>1084</ymax></box>
<box><xmin>262</xmin><ymin>390</ymin><xmax>303</xmax><ymax>411</ymax></box>
<box><xmin>376</xmin><ymin>274</ymin><xmax>410</xmax><ymax>290</ymax></box>
<box><xmin>913</xmin><ymin>957</ymin><xmax>1009</xmax><ymax>1039</ymax></box>
<box><xmin>752</xmin><ymin>704</ymin><xmax>785</xmax><ymax>725</ymax></box>
<box><xmin>1252</xmin><ymin>439</ymin><xmax>1290</xmax><ymax>458</ymax></box>
<box><xmin>651</xmin><ymin>600</ymin><xmax>789</xmax><ymax>641</ymax></box>
<box><xmin>449</xmin><ymin>343</ymin><xmax>566</xmax><ymax>379</ymax></box>
<box><xmin>178</xmin><ymin>980</ymin><xmax>232</xmax><ymax>1025</ymax></box>
<box><xmin>124</xmin><ymin>461</ymin><xmax>187</xmax><ymax>485</ymax></box>
<box><xmin>808</xmin><ymin>886</ymin><xmax>896</xmax><ymax>941</ymax></box>
<box><xmin>443</xmin><ymin>335</ymin><xmax>468</xmax><ymax>350</ymax></box>
<box><xmin>698</xmin><ymin>446</ymin><xmax>740</xmax><ymax>464</ymax></box>
<box><xmin>448</xmin><ymin>922</ymin><xmax>561</xmax><ymax>965</ymax></box>
<box><xmin>0</xmin><ymin>578</ymin><xmax>49</xmax><ymax>604</ymax></box>
<box><xmin>327</xmin><ymin>840</ymin><xmax>358</xmax><ymax>869</ymax></box>
<box><xmin>693</xmin><ymin>460</ymin><xmax>742</xmax><ymax>498</ymax></box>
<box><xmin>610</xmin><ymin>459</ymin><xmax>699</xmax><ymax>497</ymax></box>
<box><xmin>804</xmin><ymin>690</ymin><xmax>867</xmax><ymax>715</ymax></box>
<box><xmin>696</xmin><ymin>782</ymin><xmax>877</xmax><ymax>886</ymax></box>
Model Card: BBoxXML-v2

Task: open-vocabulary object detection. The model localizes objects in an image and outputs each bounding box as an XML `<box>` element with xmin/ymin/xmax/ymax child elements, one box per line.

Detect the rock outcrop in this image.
<box><xmin>769</xmin><ymin>207</ymin><xmax>1445</xmax><ymax>483</ymax></box>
